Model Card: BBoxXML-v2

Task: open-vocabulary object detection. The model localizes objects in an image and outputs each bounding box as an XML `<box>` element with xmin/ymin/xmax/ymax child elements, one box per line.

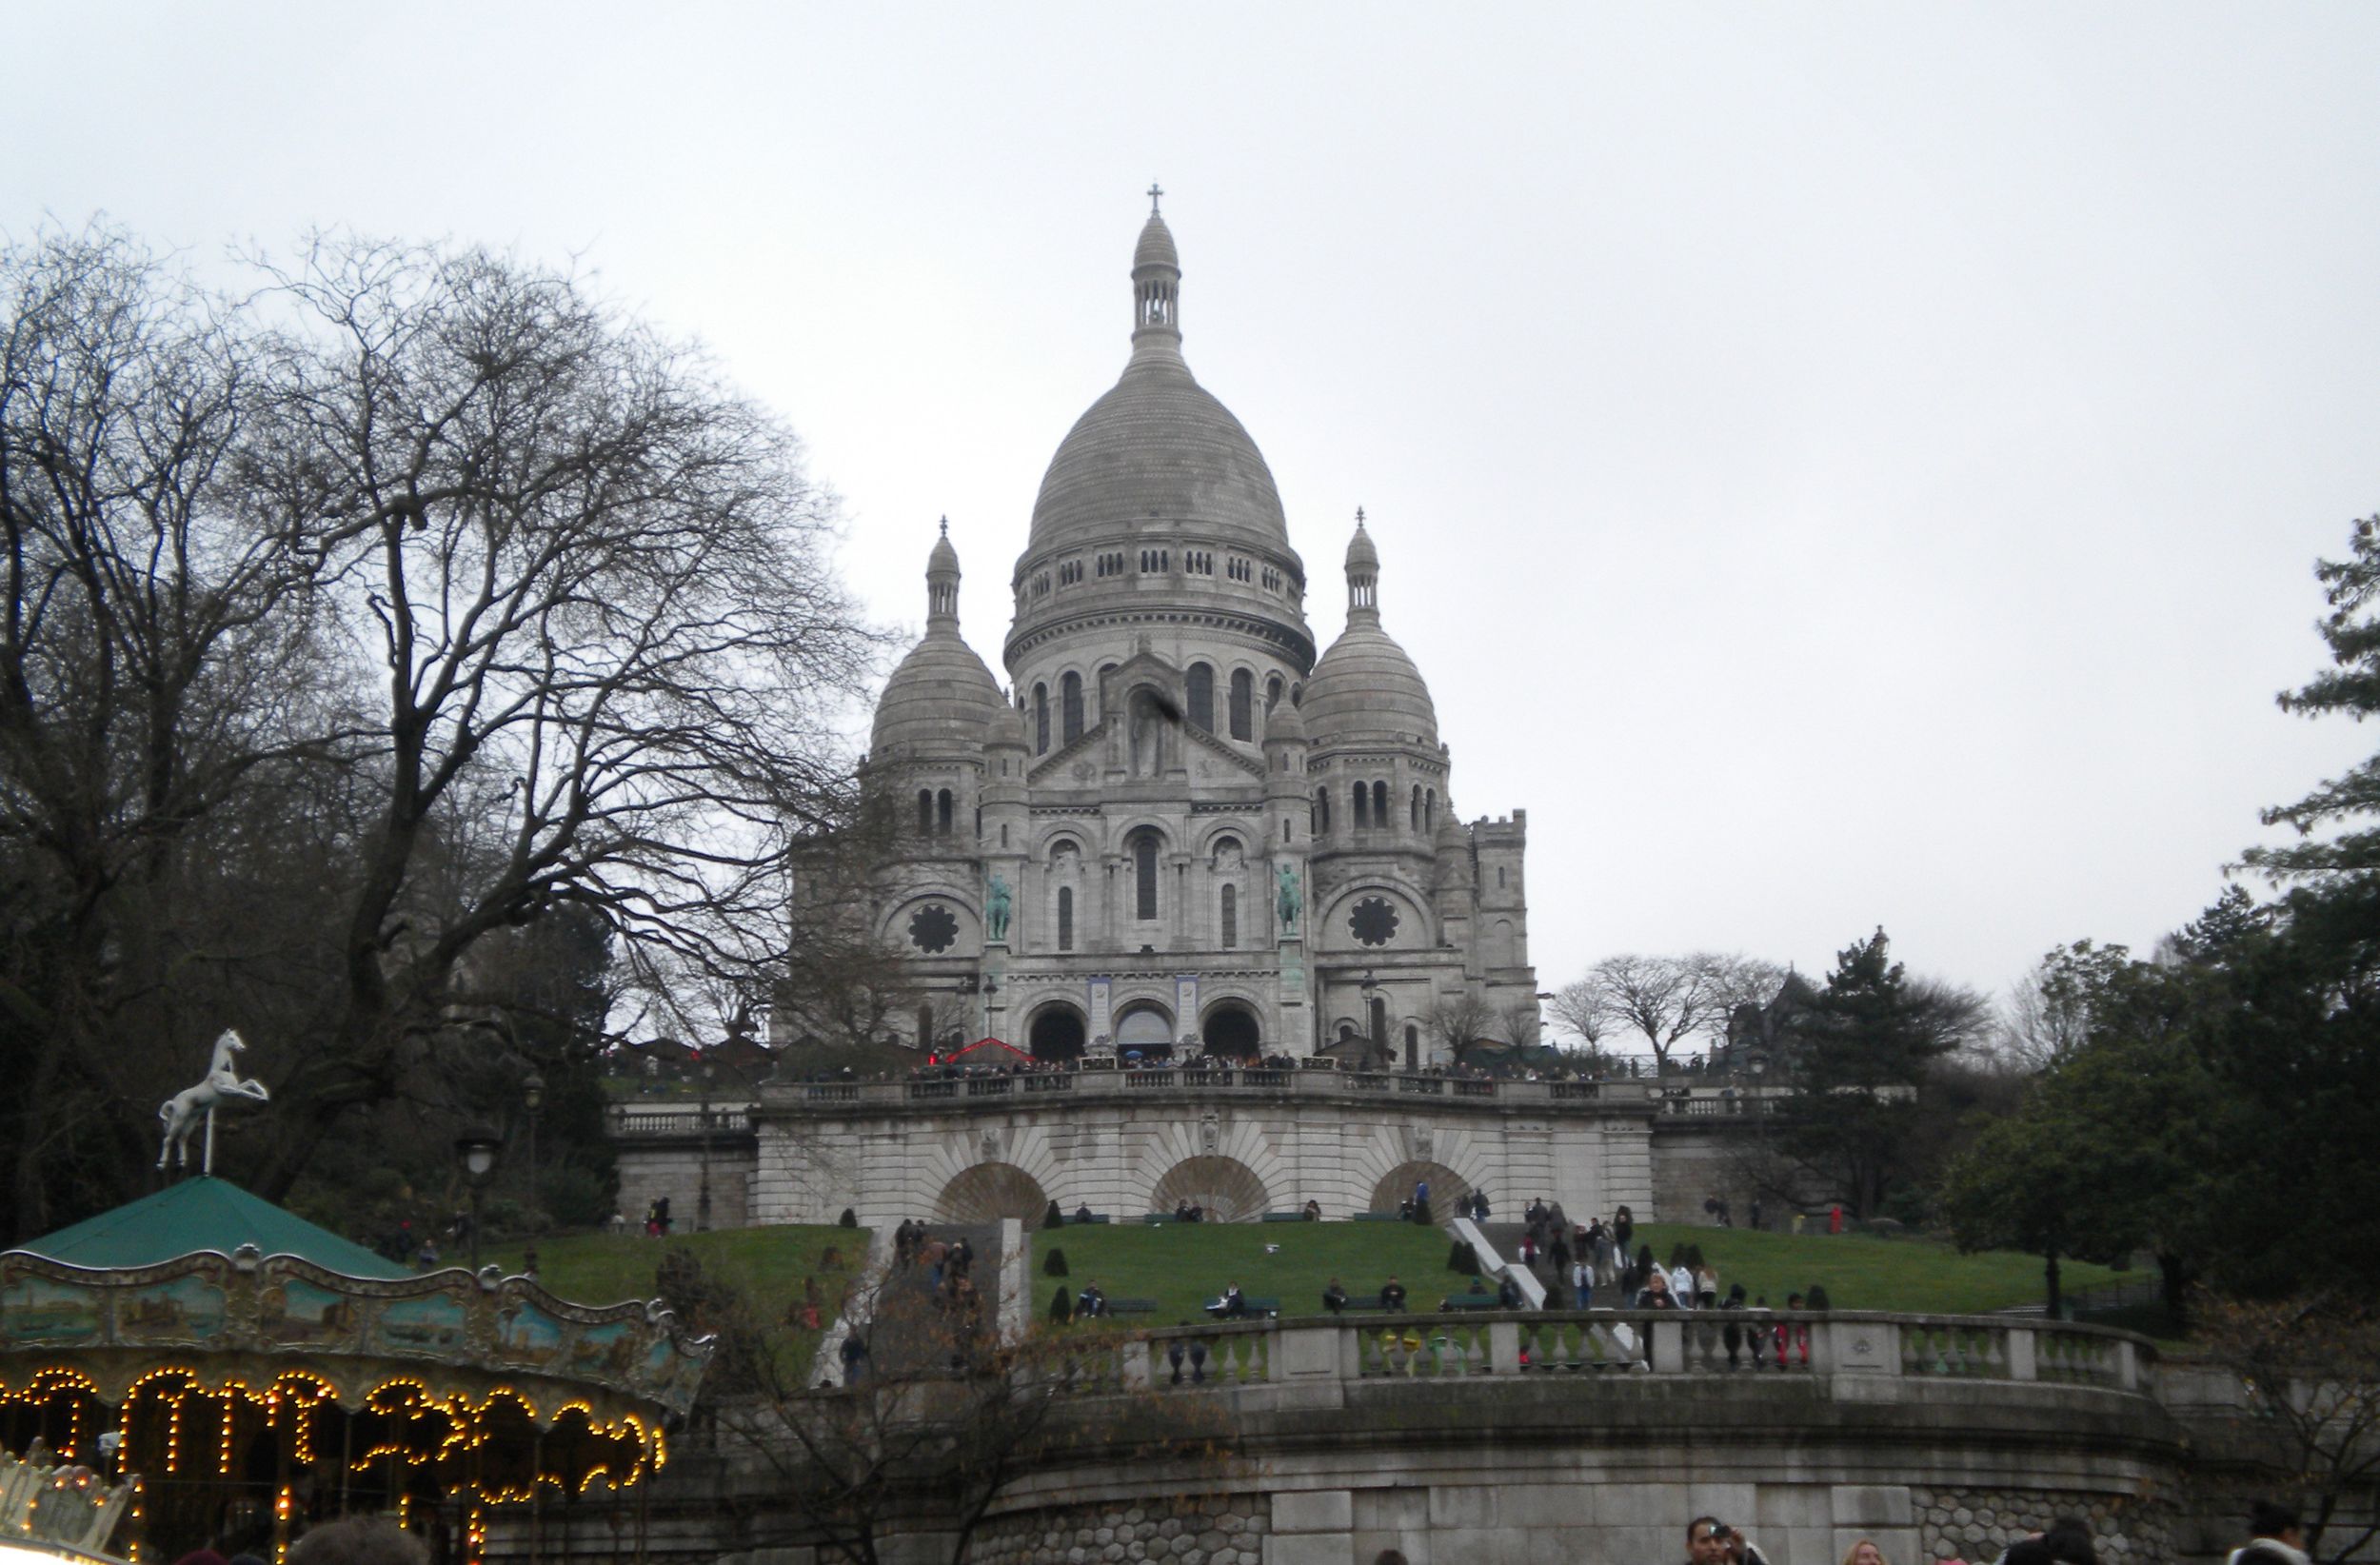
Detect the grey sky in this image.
<box><xmin>8</xmin><ymin>4</ymin><xmax>2376</xmax><ymax>1014</ymax></box>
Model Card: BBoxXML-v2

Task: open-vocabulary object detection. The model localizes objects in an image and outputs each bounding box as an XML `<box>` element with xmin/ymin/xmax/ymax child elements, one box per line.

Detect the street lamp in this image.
<box><xmin>522</xmin><ymin>1072</ymin><xmax>545</xmax><ymax>1234</ymax></box>
<box><xmin>452</xmin><ymin>1129</ymin><xmax>503</xmax><ymax>1273</ymax></box>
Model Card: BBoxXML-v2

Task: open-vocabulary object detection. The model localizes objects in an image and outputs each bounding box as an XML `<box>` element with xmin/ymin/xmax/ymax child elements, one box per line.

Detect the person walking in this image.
<box><xmin>2227</xmin><ymin>1502</ymin><xmax>2311</xmax><ymax>1565</ymax></box>
<box><xmin>1569</xmin><ymin>1255</ymin><xmax>1593</xmax><ymax>1311</ymax></box>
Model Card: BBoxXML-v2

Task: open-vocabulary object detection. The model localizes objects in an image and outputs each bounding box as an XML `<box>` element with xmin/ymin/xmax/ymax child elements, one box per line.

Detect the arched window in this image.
<box><xmin>1229</xmin><ymin>669</ymin><xmax>1254</xmax><ymax>740</ymax></box>
<box><xmin>917</xmin><ymin>789</ymin><xmax>933</xmax><ymax>836</ymax></box>
<box><xmin>1132</xmin><ymin>831</ymin><xmax>1160</xmax><ymax>921</ymax></box>
<box><xmin>1352</xmin><ymin>782</ymin><xmax>1369</xmax><ymax>829</ymax></box>
<box><xmin>917</xmin><ymin>1002</ymin><xmax>935</xmax><ymax>1051</ymax></box>
<box><xmin>1411</xmin><ymin>784</ymin><xmax>1421</xmax><ymax>831</ymax></box>
<box><xmin>1186</xmin><ymin>664</ymin><xmax>1215</xmax><ymax>731</ymax></box>
<box><xmin>1369</xmin><ymin>996</ymin><xmax>1389</xmax><ymax>1059</ymax></box>
<box><xmin>1425</xmin><ymin>789</ymin><xmax>1437</xmax><ymax>831</ymax></box>
<box><xmin>1220</xmin><ymin>884</ymin><xmax>1238</xmax><ymax>949</ymax></box>
<box><xmin>1372</xmin><ymin>781</ymin><xmax>1389</xmax><ymax>826</ymax></box>
<box><xmin>1057</xmin><ymin>886</ymin><xmax>1074</xmax><ymax>952</ymax></box>
<box><xmin>1315</xmin><ymin>786</ymin><xmax>1330</xmax><ymax>833</ymax></box>
<box><xmin>1266</xmin><ymin>674</ymin><xmax>1284</xmax><ymax>712</ymax></box>
<box><xmin>1061</xmin><ymin>671</ymin><xmax>1083</xmax><ymax>745</ymax></box>
<box><xmin>1033</xmin><ymin>683</ymin><xmax>1049</xmax><ymax>754</ymax></box>
<box><xmin>936</xmin><ymin>789</ymin><xmax>953</xmax><ymax>835</ymax></box>
<box><xmin>1405</xmin><ymin>1023</ymin><xmax>1419</xmax><ymax>1072</ymax></box>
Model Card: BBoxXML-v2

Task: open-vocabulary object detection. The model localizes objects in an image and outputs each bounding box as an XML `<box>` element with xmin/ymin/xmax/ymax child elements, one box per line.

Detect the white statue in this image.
<box><xmin>157</xmin><ymin>1029</ymin><xmax>271</xmax><ymax>1172</ymax></box>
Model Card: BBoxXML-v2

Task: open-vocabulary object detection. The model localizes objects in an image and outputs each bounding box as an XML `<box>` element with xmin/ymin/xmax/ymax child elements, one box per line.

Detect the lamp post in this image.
<box><xmin>453</xmin><ymin>1129</ymin><xmax>502</xmax><ymax>1274</ymax></box>
<box><xmin>522</xmin><ymin>1072</ymin><xmax>545</xmax><ymax>1234</ymax></box>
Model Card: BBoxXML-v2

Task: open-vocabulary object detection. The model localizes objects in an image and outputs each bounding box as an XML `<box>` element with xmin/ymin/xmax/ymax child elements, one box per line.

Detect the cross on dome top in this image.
<box><xmin>1148</xmin><ymin>182</ymin><xmax>1164</xmax><ymax>214</ymax></box>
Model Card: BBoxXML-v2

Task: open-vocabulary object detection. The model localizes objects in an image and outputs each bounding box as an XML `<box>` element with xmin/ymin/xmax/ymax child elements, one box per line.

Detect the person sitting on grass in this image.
<box><xmin>1077</xmin><ymin>1281</ymin><xmax>1108</xmax><ymax>1318</ymax></box>
<box><xmin>1379</xmin><ymin>1274</ymin><xmax>1408</xmax><ymax>1312</ymax></box>
<box><xmin>1211</xmin><ymin>1283</ymin><xmax>1248</xmax><ymax>1319</ymax></box>
<box><xmin>1322</xmin><ymin>1278</ymin><xmax>1349</xmax><ymax>1315</ymax></box>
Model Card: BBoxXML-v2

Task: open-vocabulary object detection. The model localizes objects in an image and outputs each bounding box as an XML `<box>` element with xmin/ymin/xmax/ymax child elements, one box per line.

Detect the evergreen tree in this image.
<box><xmin>2244</xmin><ymin>514</ymin><xmax>2380</xmax><ymax>884</ymax></box>
<box><xmin>1781</xmin><ymin>928</ymin><xmax>1986</xmax><ymax>1219</ymax></box>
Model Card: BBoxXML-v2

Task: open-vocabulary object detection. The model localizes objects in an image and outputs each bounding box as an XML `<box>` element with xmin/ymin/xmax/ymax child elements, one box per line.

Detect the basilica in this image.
<box><xmin>855</xmin><ymin>199</ymin><xmax>1537</xmax><ymax>1065</ymax></box>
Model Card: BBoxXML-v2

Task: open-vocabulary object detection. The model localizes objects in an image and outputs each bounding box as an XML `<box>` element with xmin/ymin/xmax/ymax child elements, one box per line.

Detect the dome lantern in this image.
<box><xmin>927</xmin><ymin>515</ymin><xmax>961</xmax><ymax>624</ymax></box>
<box><xmin>1345</xmin><ymin>506</ymin><xmax>1381</xmax><ymax>622</ymax></box>
<box><xmin>1132</xmin><ymin>182</ymin><xmax>1180</xmax><ymax>349</ymax></box>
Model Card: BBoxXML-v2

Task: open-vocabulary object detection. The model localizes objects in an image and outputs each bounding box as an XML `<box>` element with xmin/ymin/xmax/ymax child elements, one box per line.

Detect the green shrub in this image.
<box><xmin>1049</xmin><ymin>1284</ymin><xmax>1073</xmax><ymax>1322</ymax></box>
<box><xmin>1447</xmin><ymin>1240</ymin><xmax>1479</xmax><ymax>1276</ymax></box>
<box><xmin>1044</xmin><ymin>1246</ymin><xmax>1069</xmax><ymax>1277</ymax></box>
<box><xmin>838</xmin><ymin>1207</ymin><xmax>858</xmax><ymax>1228</ymax></box>
<box><xmin>1043</xmin><ymin>1200</ymin><xmax>1066</xmax><ymax>1230</ymax></box>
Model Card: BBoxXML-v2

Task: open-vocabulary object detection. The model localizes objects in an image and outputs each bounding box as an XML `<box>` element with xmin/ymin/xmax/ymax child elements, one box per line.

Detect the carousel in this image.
<box><xmin>0</xmin><ymin>1035</ymin><xmax>712</xmax><ymax>1565</ymax></box>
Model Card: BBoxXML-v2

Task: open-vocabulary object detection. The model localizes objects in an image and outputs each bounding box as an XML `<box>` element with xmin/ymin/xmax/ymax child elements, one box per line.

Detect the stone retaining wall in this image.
<box><xmin>1913</xmin><ymin>1485</ymin><xmax>2178</xmax><ymax>1565</ymax></box>
<box><xmin>968</xmin><ymin>1495</ymin><xmax>1269</xmax><ymax>1565</ymax></box>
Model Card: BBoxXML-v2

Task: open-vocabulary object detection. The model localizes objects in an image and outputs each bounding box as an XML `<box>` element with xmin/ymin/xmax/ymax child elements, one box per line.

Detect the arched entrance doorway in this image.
<box><xmin>1028</xmin><ymin>1004</ymin><xmax>1086</xmax><ymax>1061</ymax></box>
<box><xmin>1200</xmin><ymin>1003</ymin><xmax>1261</xmax><ymax>1060</ymax></box>
<box><xmin>1369</xmin><ymin>1159</ymin><xmax>1474</xmax><ymax>1222</ymax></box>
<box><xmin>938</xmin><ymin>1162</ymin><xmax>1050</xmax><ymax>1224</ymax></box>
<box><xmin>1115</xmin><ymin>1003</ymin><xmax>1175</xmax><ymax>1060</ymax></box>
<box><xmin>1148</xmin><ymin>1156</ymin><xmax>1270</xmax><ymax>1222</ymax></box>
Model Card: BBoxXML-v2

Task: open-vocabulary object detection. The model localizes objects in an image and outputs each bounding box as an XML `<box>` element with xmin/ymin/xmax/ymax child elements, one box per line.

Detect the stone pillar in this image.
<box><xmin>1278</xmin><ymin>936</ymin><xmax>1307</xmax><ymax>1056</ymax></box>
<box><xmin>982</xmin><ymin>939</ymin><xmax>1008</xmax><ymax>1040</ymax></box>
<box><xmin>1088</xmin><ymin>975</ymin><xmax>1114</xmax><ymax>1052</ymax></box>
<box><xmin>1176</xmin><ymin>972</ymin><xmax>1200</xmax><ymax>1052</ymax></box>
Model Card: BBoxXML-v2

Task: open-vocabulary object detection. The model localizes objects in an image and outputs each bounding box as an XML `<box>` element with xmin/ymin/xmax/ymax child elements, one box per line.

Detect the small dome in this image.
<box><xmin>1345</xmin><ymin>522</ymin><xmax>1379</xmax><ymax>572</ymax></box>
<box><xmin>871</xmin><ymin>632</ymin><xmax>1004</xmax><ymax>758</ymax></box>
<box><xmin>928</xmin><ymin>525</ymin><xmax>959</xmax><ymax>575</ymax></box>
<box><xmin>1135</xmin><ymin>212</ymin><xmax>1179</xmax><ymax>272</ymax></box>
<box><xmin>1303</xmin><ymin>623</ymin><xmax>1438</xmax><ymax>747</ymax></box>
<box><xmin>1261</xmin><ymin>695</ymin><xmax>1308</xmax><ymax>744</ymax></box>
<box><xmin>990</xmin><ymin>700</ymin><xmax>1030</xmax><ymax>750</ymax></box>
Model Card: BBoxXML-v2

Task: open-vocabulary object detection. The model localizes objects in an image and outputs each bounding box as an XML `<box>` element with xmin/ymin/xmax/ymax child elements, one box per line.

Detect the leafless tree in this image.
<box><xmin>2198</xmin><ymin>1291</ymin><xmax>2380</xmax><ymax>1565</ymax></box>
<box><xmin>0</xmin><ymin>226</ymin><xmax>344</xmax><ymax>1232</ymax></box>
<box><xmin>1423</xmin><ymin>992</ymin><xmax>1496</xmax><ymax>1065</ymax></box>
<box><xmin>1573</xmin><ymin>951</ymin><xmax>1779</xmax><ymax>1075</ymax></box>
<box><xmin>693</xmin><ymin>1253</ymin><xmax>1229</xmax><ymax>1565</ymax></box>
<box><xmin>1546</xmin><ymin>978</ymin><xmax>1610</xmax><ymax>1047</ymax></box>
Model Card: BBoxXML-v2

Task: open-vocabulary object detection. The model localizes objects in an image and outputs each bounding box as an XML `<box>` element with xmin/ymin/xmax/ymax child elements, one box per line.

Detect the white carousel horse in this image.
<box><xmin>157</xmin><ymin>1029</ymin><xmax>271</xmax><ymax>1171</ymax></box>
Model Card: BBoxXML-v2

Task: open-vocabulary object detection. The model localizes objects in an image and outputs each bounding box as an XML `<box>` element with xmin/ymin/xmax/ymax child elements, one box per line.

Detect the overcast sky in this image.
<box><xmin>8</xmin><ymin>4</ymin><xmax>2377</xmax><ymax>1016</ymax></box>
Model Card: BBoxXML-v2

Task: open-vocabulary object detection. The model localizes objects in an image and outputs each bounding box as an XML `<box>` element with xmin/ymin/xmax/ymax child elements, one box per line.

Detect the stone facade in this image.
<box><xmin>740</xmin><ymin>1074</ymin><xmax>1653</xmax><ymax>1225</ymax></box>
<box><xmin>805</xmin><ymin>201</ymin><xmax>1535</xmax><ymax>1073</ymax></box>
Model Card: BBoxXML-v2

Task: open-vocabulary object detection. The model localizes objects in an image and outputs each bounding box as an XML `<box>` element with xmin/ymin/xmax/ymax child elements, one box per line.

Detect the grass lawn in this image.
<box><xmin>1027</xmin><ymin>1220</ymin><xmax>2128</xmax><ymax>1324</ymax></box>
<box><xmin>486</xmin><ymin>1225</ymin><xmax>871</xmax><ymax>1378</ymax></box>
<box><xmin>1029</xmin><ymin>1220</ymin><xmax>1478</xmax><ymax>1326</ymax></box>
<box><xmin>1606</xmin><ymin>1224</ymin><xmax>2124</xmax><ymax>1316</ymax></box>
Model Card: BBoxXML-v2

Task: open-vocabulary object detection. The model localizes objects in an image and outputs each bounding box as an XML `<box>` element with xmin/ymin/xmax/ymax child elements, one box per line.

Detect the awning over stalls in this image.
<box><xmin>941</xmin><ymin>1037</ymin><xmax>1031</xmax><ymax>1065</ymax></box>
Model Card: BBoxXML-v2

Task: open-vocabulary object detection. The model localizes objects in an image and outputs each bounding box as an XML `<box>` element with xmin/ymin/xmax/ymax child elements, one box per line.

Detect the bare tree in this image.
<box><xmin>1577</xmin><ymin>952</ymin><xmax>1775</xmax><ymax>1075</ymax></box>
<box><xmin>0</xmin><ymin>226</ymin><xmax>341</xmax><ymax>1232</ymax></box>
<box><xmin>1545</xmin><ymin>978</ymin><xmax>1610</xmax><ymax>1048</ymax></box>
<box><xmin>235</xmin><ymin>235</ymin><xmax>879</xmax><ymax>1196</ymax></box>
<box><xmin>2198</xmin><ymin>1291</ymin><xmax>2380</xmax><ymax>1565</ymax></box>
<box><xmin>1423</xmin><ymin>992</ymin><xmax>1496</xmax><ymax>1066</ymax></box>
<box><xmin>691</xmin><ymin>1251</ymin><xmax>1228</xmax><ymax>1565</ymax></box>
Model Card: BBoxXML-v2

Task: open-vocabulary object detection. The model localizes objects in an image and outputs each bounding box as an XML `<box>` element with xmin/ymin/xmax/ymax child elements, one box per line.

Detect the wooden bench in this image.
<box><xmin>1439</xmin><ymin>1295</ymin><xmax>1508</xmax><ymax>1313</ymax></box>
<box><xmin>1352</xmin><ymin>1211</ymin><xmax>1408</xmax><ymax>1222</ymax></box>
<box><xmin>1323</xmin><ymin>1293</ymin><xmax>1396</xmax><ymax>1315</ymax></box>
<box><xmin>1259</xmin><ymin>1211</ymin><xmax>1314</xmax><ymax>1223</ymax></box>
<box><xmin>1065</xmin><ymin>1213</ymin><xmax>1113</xmax><ymax>1224</ymax></box>
<box><xmin>1204</xmin><ymin>1296</ymin><xmax>1280</xmax><ymax>1320</ymax></box>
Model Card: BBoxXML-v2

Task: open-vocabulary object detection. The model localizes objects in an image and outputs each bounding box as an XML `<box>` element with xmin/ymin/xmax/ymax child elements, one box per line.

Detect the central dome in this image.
<box><xmin>1026</xmin><ymin>354</ymin><xmax>1290</xmax><ymax>554</ymax></box>
<box><xmin>1023</xmin><ymin>207</ymin><xmax>1292</xmax><ymax>558</ymax></box>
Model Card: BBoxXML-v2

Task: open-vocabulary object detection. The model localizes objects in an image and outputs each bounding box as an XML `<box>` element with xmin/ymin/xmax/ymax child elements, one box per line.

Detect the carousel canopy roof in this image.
<box><xmin>16</xmin><ymin>1177</ymin><xmax>409</xmax><ymax>1280</ymax></box>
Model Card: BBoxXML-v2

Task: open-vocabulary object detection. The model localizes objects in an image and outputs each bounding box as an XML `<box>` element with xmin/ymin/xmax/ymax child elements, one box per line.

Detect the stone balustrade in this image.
<box><xmin>1036</xmin><ymin>1310</ymin><xmax>2150</xmax><ymax>1402</ymax></box>
<box><xmin>744</xmin><ymin>1068</ymin><xmax>1676</xmax><ymax>1118</ymax></box>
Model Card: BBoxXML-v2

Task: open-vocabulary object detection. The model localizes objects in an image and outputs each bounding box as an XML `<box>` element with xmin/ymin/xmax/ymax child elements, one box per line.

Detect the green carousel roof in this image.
<box><xmin>16</xmin><ymin>1176</ymin><xmax>410</xmax><ymax>1280</ymax></box>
